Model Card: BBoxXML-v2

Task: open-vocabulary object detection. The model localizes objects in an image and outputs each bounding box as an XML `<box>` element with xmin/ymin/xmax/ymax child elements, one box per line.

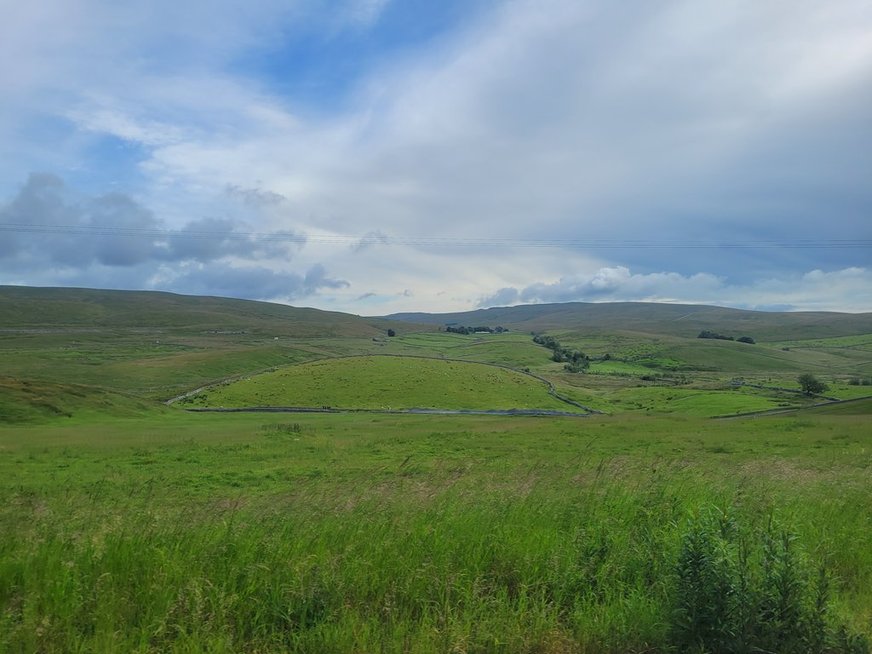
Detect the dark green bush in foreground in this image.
<box><xmin>672</xmin><ymin>508</ymin><xmax>869</xmax><ymax>654</ymax></box>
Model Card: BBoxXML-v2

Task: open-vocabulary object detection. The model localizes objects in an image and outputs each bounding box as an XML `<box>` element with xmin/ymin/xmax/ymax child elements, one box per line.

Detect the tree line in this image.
<box><xmin>532</xmin><ymin>334</ymin><xmax>590</xmax><ymax>373</ymax></box>
<box><xmin>444</xmin><ymin>325</ymin><xmax>508</xmax><ymax>335</ymax></box>
<box><xmin>698</xmin><ymin>330</ymin><xmax>755</xmax><ymax>344</ymax></box>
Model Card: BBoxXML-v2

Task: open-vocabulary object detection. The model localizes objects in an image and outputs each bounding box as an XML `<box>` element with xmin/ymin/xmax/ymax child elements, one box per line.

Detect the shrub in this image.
<box><xmin>670</xmin><ymin>508</ymin><xmax>867</xmax><ymax>654</ymax></box>
<box><xmin>798</xmin><ymin>373</ymin><xmax>828</xmax><ymax>396</ymax></box>
<box><xmin>698</xmin><ymin>330</ymin><xmax>735</xmax><ymax>341</ymax></box>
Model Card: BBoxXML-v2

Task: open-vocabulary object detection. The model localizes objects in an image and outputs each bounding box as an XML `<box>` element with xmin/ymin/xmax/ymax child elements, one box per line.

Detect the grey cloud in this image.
<box><xmin>0</xmin><ymin>173</ymin><xmax>302</xmax><ymax>269</ymax></box>
<box><xmin>517</xmin><ymin>267</ymin><xmax>723</xmax><ymax>304</ymax></box>
<box><xmin>88</xmin><ymin>192</ymin><xmax>163</xmax><ymax>266</ymax></box>
<box><xmin>170</xmin><ymin>263</ymin><xmax>348</xmax><ymax>301</ymax></box>
<box><xmin>225</xmin><ymin>184</ymin><xmax>288</xmax><ymax>208</ymax></box>
<box><xmin>303</xmin><ymin>263</ymin><xmax>349</xmax><ymax>293</ymax></box>
<box><xmin>351</xmin><ymin>230</ymin><xmax>389</xmax><ymax>253</ymax></box>
<box><xmin>160</xmin><ymin>217</ymin><xmax>302</xmax><ymax>263</ymax></box>
<box><xmin>477</xmin><ymin>266</ymin><xmax>872</xmax><ymax>312</ymax></box>
<box><xmin>477</xmin><ymin>286</ymin><xmax>519</xmax><ymax>308</ymax></box>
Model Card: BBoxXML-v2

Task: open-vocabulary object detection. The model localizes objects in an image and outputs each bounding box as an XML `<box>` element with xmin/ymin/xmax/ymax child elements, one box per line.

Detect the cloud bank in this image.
<box><xmin>1</xmin><ymin>0</ymin><xmax>870</xmax><ymax>312</ymax></box>
<box><xmin>478</xmin><ymin>266</ymin><xmax>872</xmax><ymax>313</ymax></box>
<box><xmin>0</xmin><ymin>173</ymin><xmax>345</xmax><ymax>301</ymax></box>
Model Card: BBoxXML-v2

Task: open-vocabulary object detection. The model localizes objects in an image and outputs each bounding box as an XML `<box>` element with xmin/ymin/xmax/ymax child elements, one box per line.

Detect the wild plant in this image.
<box><xmin>671</xmin><ymin>508</ymin><xmax>868</xmax><ymax>654</ymax></box>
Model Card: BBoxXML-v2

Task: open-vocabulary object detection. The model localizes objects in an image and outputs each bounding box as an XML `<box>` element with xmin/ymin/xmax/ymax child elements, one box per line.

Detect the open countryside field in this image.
<box><xmin>2</xmin><ymin>288</ymin><xmax>872</xmax><ymax>652</ymax></box>
<box><xmin>181</xmin><ymin>355</ymin><xmax>580</xmax><ymax>413</ymax></box>
<box><xmin>2</xmin><ymin>407</ymin><xmax>871</xmax><ymax>652</ymax></box>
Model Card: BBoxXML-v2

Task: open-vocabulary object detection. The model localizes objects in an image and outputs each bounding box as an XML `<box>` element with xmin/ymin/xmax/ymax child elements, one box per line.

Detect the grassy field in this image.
<box><xmin>2</xmin><ymin>288</ymin><xmax>872</xmax><ymax>652</ymax></box>
<box><xmin>1</xmin><ymin>408</ymin><xmax>870</xmax><ymax>652</ymax></box>
<box><xmin>181</xmin><ymin>355</ymin><xmax>578</xmax><ymax>412</ymax></box>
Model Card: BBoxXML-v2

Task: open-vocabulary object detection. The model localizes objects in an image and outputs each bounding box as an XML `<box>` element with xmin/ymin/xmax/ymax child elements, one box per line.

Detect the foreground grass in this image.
<box><xmin>1</xmin><ymin>410</ymin><xmax>870</xmax><ymax>652</ymax></box>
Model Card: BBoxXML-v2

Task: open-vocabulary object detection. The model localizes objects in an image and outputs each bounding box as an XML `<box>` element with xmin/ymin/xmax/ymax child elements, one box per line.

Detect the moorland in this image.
<box><xmin>1</xmin><ymin>285</ymin><xmax>871</xmax><ymax>652</ymax></box>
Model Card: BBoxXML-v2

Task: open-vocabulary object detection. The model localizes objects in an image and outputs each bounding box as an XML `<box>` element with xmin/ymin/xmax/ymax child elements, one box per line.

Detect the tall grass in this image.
<box><xmin>2</xmin><ymin>465</ymin><xmax>869</xmax><ymax>652</ymax></box>
<box><xmin>2</xmin><ymin>411</ymin><xmax>870</xmax><ymax>652</ymax></box>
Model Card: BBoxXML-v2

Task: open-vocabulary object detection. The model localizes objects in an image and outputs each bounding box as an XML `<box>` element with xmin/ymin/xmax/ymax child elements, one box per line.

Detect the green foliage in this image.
<box><xmin>672</xmin><ymin>508</ymin><xmax>868</xmax><ymax>653</ymax></box>
<box><xmin>699</xmin><ymin>330</ymin><xmax>736</xmax><ymax>341</ymax></box>
<box><xmin>533</xmin><ymin>333</ymin><xmax>588</xmax><ymax>371</ymax></box>
<box><xmin>444</xmin><ymin>324</ymin><xmax>506</xmax><ymax>334</ymax></box>
<box><xmin>799</xmin><ymin>373</ymin><xmax>829</xmax><ymax>396</ymax></box>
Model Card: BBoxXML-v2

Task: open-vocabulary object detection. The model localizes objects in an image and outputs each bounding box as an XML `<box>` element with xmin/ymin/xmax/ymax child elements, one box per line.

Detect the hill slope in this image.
<box><xmin>0</xmin><ymin>377</ymin><xmax>159</xmax><ymax>423</ymax></box>
<box><xmin>0</xmin><ymin>286</ymin><xmax>402</xmax><ymax>338</ymax></box>
<box><xmin>384</xmin><ymin>302</ymin><xmax>872</xmax><ymax>341</ymax></box>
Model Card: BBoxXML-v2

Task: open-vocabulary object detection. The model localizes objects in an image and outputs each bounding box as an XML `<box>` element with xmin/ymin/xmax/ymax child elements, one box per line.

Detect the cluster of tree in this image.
<box><xmin>444</xmin><ymin>324</ymin><xmax>507</xmax><ymax>335</ymax></box>
<box><xmin>848</xmin><ymin>377</ymin><xmax>872</xmax><ymax>386</ymax></box>
<box><xmin>697</xmin><ymin>330</ymin><xmax>755</xmax><ymax>344</ymax></box>
<box><xmin>532</xmin><ymin>334</ymin><xmax>589</xmax><ymax>372</ymax></box>
<box><xmin>797</xmin><ymin>373</ymin><xmax>828</xmax><ymax>396</ymax></box>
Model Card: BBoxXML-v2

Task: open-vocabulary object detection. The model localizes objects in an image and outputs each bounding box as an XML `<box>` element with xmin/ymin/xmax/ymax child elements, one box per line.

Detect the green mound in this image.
<box><xmin>0</xmin><ymin>378</ymin><xmax>160</xmax><ymax>423</ymax></box>
<box><xmin>183</xmin><ymin>356</ymin><xmax>577</xmax><ymax>412</ymax></box>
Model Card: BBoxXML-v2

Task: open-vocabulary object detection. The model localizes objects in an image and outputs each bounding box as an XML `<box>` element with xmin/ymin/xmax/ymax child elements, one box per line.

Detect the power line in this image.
<box><xmin>0</xmin><ymin>222</ymin><xmax>869</xmax><ymax>249</ymax></box>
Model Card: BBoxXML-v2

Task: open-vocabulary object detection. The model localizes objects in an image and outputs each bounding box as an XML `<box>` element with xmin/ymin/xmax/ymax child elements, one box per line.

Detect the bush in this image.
<box><xmin>671</xmin><ymin>509</ymin><xmax>867</xmax><ymax>654</ymax></box>
<box><xmin>698</xmin><ymin>330</ymin><xmax>735</xmax><ymax>341</ymax></box>
<box><xmin>798</xmin><ymin>373</ymin><xmax>828</xmax><ymax>396</ymax></box>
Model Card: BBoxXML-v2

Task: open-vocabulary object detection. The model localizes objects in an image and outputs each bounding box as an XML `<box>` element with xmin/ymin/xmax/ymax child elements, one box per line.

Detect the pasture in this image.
<box><xmin>2</xmin><ymin>288</ymin><xmax>871</xmax><ymax>652</ymax></box>
<box><xmin>2</xmin><ymin>407</ymin><xmax>871</xmax><ymax>652</ymax></box>
<box><xmin>179</xmin><ymin>355</ymin><xmax>580</xmax><ymax>413</ymax></box>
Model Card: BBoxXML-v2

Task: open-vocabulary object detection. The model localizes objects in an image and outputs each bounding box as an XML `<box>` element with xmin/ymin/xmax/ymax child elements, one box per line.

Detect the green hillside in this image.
<box><xmin>2</xmin><ymin>287</ymin><xmax>870</xmax><ymax>417</ymax></box>
<box><xmin>0</xmin><ymin>286</ymin><xmax>426</xmax><ymax>402</ymax></box>
<box><xmin>0</xmin><ymin>377</ymin><xmax>159</xmax><ymax>423</ymax></box>
<box><xmin>385</xmin><ymin>301</ymin><xmax>872</xmax><ymax>341</ymax></box>
<box><xmin>0</xmin><ymin>285</ymin><xmax>405</xmax><ymax>337</ymax></box>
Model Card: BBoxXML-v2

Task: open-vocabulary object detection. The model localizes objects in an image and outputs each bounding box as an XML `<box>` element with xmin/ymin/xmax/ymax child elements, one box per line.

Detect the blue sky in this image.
<box><xmin>1</xmin><ymin>0</ymin><xmax>870</xmax><ymax>313</ymax></box>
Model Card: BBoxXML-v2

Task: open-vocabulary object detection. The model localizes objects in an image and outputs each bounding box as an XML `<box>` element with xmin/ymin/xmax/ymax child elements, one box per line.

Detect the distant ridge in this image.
<box><xmin>0</xmin><ymin>286</ymin><xmax>404</xmax><ymax>338</ymax></box>
<box><xmin>383</xmin><ymin>302</ymin><xmax>872</xmax><ymax>341</ymax></box>
<box><xmin>3</xmin><ymin>287</ymin><xmax>869</xmax><ymax>342</ymax></box>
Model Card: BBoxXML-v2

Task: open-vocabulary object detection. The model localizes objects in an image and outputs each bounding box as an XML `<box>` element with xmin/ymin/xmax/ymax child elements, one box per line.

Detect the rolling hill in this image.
<box><xmin>0</xmin><ymin>285</ymin><xmax>404</xmax><ymax>338</ymax></box>
<box><xmin>384</xmin><ymin>301</ymin><xmax>872</xmax><ymax>341</ymax></box>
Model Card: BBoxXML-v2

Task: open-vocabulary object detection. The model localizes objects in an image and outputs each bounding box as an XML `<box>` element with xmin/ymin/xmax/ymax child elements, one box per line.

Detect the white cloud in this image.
<box><xmin>1</xmin><ymin>0</ymin><xmax>870</xmax><ymax>311</ymax></box>
<box><xmin>477</xmin><ymin>266</ymin><xmax>872</xmax><ymax>313</ymax></box>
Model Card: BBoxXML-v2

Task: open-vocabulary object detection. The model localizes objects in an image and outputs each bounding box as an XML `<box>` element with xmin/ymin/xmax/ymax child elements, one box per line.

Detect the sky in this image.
<box><xmin>1</xmin><ymin>0</ymin><xmax>870</xmax><ymax>314</ymax></box>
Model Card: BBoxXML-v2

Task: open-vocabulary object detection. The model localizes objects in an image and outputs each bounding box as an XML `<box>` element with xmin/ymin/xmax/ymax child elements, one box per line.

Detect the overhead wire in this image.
<box><xmin>0</xmin><ymin>222</ymin><xmax>869</xmax><ymax>249</ymax></box>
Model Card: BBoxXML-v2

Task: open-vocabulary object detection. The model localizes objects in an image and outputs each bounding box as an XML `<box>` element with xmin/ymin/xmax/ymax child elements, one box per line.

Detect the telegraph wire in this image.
<box><xmin>0</xmin><ymin>222</ymin><xmax>869</xmax><ymax>249</ymax></box>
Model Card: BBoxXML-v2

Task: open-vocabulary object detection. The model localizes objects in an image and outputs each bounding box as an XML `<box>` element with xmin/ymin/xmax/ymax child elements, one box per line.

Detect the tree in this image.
<box><xmin>797</xmin><ymin>373</ymin><xmax>827</xmax><ymax>396</ymax></box>
<box><xmin>387</xmin><ymin>329</ymin><xmax>396</xmax><ymax>337</ymax></box>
